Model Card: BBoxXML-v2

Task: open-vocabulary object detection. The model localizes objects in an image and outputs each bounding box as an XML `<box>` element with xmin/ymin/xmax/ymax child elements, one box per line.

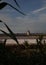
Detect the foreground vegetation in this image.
<box><xmin>0</xmin><ymin>40</ymin><xmax>46</xmax><ymax>65</ymax></box>
<box><xmin>0</xmin><ymin>1</ymin><xmax>46</xmax><ymax>65</ymax></box>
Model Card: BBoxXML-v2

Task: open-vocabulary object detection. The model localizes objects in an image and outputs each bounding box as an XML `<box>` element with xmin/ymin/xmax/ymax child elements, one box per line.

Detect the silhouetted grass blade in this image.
<box><xmin>0</xmin><ymin>29</ymin><xmax>19</xmax><ymax>45</ymax></box>
<box><xmin>14</xmin><ymin>0</ymin><xmax>20</xmax><ymax>8</ymax></box>
<box><xmin>0</xmin><ymin>2</ymin><xmax>7</xmax><ymax>9</ymax></box>
<box><xmin>39</xmin><ymin>35</ymin><xmax>43</xmax><ymax>41</ymax></box>
<box><xmin>0</xmin><ymin>20</ymin><xmax>2</xmax><ymax>22</ymax></box>
<box><xmin>0</xmin><ymin>29</ymin><xmax>11</xmax><ymax>37</ymax></box>
<box><xmin>3</xmin><ymin>22</ymin><xmax>19</xmax><ymax>44</ymax></box>
<box><xmin>3</xmin><ymin>39</ymin><xmax>7</xmax><ymax>45</ymax></box>
<box><xmin>8</xmin><ymin>3</ymin><xmax>26</xmax><ymax>15</ymax></box>
<box><xmin>0</xmin><ymin>20</ymin><xmax>19</xmax><ymax>45</ymax></box>
<box><xmin>0</xmin><ymin>2</ymin><xmax>26</xmax><ymax>15</ymax></box>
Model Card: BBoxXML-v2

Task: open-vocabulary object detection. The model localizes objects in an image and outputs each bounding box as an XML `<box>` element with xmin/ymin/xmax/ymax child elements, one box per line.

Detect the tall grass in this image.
<box><xmin>0</xmin><ymin>20</ymin><xmax>19</xmax><ymax>45</ymax></box>
<box><xmin>0</xmin><ymin>1</ymin><xmax>26</xmax><ymax>15</ymax></box>
<box><xmin>0</xmin><ymin>1</ymin><xmax>46</xmax><ymax>65</ymax></box>
<box><xmin>0</xmin><ymin>0</ymin><xmax>26</xmax><ymax>45</ymax></box>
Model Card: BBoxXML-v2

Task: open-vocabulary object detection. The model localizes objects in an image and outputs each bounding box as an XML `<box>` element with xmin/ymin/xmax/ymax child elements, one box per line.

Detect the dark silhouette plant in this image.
<box><xmin>3</xmin><ymin>39</ymin><xmax>7</xmax><ymax>46</ymax></box>
<box><xmin>36</xmin><ymin>35</ymin><xmax>43</xmax><ymax>53</ymax></box>
<box><xmin>0</xmin><ymin>1</ymin><xmax>26</xmax><ymax>15</ymax></box>
<box><xmin>0</xmin><ymin>0</ymin><xmax>26</xmax><ymax>45</ymax></box>
<box><xmin>13</xmin><ymin>0</ymin><xmax>20</xmax><ymax>8</ymax></box>
<box><xmin>0</xmin><ymin>1</ymin><xmax>46</xmax><ymax>65</ymax></box>
<box><xmin>24</xmin><ymin>41</ymin><xmax>29</xmax><ymax>49</ymax></box>
<box><xmin>0</xmin><ymin>20</ymin><xmax>19</xmax><ymax>45</ymax></box>
<box><xmin>36</xmin><ymin>35</ymin><xmax>43</xmax><ymax>46</ymax></box>
<box><xmin>0</xmin><ymin>0</ymin><xmax>20</xmax><ymax>8</ymax></box>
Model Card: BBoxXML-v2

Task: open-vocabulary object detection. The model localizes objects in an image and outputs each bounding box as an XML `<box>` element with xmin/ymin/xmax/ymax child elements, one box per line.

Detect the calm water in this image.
<box><xmin>0</xmin><ymin>39</ymin><xmax>45</xmax><ymax>45</ymax></box>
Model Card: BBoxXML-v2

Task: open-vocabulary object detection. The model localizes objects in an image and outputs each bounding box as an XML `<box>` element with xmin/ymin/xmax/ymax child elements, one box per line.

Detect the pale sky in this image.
<box><xmin>0</xmin><ymin>0</ymin><xmax>46</xmax><ymax>33</ymax></box>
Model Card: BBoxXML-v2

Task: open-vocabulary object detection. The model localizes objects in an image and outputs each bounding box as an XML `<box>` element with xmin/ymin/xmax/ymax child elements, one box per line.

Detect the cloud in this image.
<box><xmin>0</xmin><ymin>10</ymin><xmax>46</xmax><ymax>33</ymax></box>
<box><xmin>32</xmin><ymin>7</ymin><xmax>46</xmax><ymax>14</ymax></box>
<box><xmin>15</xmin><ymin>12</ymin><xmax>46</xmax><ymax>33</ymax></box>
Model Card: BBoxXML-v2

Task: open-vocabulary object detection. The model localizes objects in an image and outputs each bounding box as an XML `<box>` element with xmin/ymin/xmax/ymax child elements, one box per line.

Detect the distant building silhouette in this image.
<box><xmin>26</xmin><ymin>30</ymin><xmax>30</xmax><ymax>35</ymax></box>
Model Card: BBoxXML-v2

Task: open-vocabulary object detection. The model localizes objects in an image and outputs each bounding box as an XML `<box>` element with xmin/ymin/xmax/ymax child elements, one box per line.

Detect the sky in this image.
<box><xmin>0</xmin><ymin>0</ymin><xmax>46</xmax><ymax>33</ymax></box>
